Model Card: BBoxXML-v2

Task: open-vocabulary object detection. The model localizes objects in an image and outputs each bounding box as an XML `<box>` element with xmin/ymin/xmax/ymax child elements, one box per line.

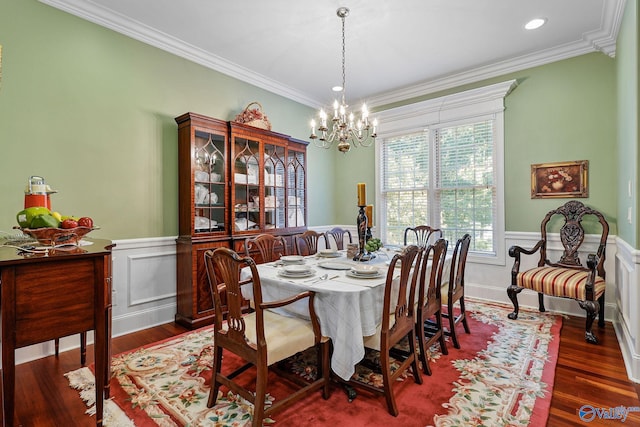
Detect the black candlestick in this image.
<box><xmin>354</xmin><ymin>206</ymin><xmax>376</xmax><ymax>262</ymax></box>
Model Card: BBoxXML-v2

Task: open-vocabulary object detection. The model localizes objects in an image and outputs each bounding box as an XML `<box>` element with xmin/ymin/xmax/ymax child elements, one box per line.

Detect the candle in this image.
<box><xmin>366</xmin><ymin>205</ymin><xmax>374</xmax><ymax>227</ymax></box>
<box><xmin>357</xmin><ymin>183</ymin><xmax>366</xmax><ymax>206</ymax></box>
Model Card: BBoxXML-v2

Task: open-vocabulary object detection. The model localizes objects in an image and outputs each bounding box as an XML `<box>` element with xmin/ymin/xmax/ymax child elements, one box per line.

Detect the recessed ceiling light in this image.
<box><xmin>332</xmin><ymin>85</ymin><xmax>343</xmax><ymax>92</ymax></box>
<box><xmin>525</xmin><ymin>18</ymin><xmax>547</xmax><ymax>30</ymax></box>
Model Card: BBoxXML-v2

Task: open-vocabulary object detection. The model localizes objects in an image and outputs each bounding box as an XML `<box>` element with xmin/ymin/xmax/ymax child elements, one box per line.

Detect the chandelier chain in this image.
<box><xmin>341</xmin><ymin>13</ymin><xmax>346</xmax><ymax>106</ymax></box>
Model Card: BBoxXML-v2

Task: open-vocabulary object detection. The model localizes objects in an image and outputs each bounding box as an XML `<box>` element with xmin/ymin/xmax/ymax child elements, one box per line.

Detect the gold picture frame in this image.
<box><xmin>531</xmin><ymin>160</ymin><xmax>588</xmax><ymax>199</ymax></box>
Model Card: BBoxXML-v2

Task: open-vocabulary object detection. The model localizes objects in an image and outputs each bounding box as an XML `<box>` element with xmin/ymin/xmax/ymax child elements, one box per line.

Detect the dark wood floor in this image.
<box><xmin>2</xmin><ymin>316</ymin><xmax>639</xmax><ymax>426</ymax></box>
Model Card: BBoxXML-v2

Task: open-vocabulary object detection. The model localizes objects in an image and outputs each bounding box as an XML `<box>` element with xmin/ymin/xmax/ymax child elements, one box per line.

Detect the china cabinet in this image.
<box><xmin>175</xmin><ymin>113</ymin><xmax>308</xmax><ymax>328</ymax></box>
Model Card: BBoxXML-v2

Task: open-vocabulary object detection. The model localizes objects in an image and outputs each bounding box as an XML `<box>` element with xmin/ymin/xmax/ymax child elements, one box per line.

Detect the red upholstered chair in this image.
<box><xmin>507</xmin><ymin>200</ymin><xmax>609</xmax><ymax>344</ymax></box>
<box><xmin>204</xmin><ymin>247</ymin><xmax>330</xmax><ymax>426</ymax></box>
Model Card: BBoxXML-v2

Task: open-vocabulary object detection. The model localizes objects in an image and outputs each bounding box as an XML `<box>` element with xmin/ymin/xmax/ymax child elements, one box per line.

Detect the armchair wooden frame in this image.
<box><xmin>204</xmin><ymin>248</ymin><xmax>330</xmax><ymax>426</ymax></box>
<box><xmin>507</xmin><ymin>200</ymin><xmax>609</xmax><ymax>344</ymax></box>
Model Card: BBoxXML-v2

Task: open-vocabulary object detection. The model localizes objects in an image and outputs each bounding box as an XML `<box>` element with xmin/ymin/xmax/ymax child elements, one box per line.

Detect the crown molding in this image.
<box><xmin>367</xmin><ymin>0</ymin><xmax>625</xmax><ymax>108</ymax></box>
<box><xmin>40</xmin><ymin>0</ymin><xmax>625</xmax><ymax>110</ymax></box>
<box><xmin>39</xmin><ymin>0</ymin><xmax>320</xmax><ymax>107</ymax></box>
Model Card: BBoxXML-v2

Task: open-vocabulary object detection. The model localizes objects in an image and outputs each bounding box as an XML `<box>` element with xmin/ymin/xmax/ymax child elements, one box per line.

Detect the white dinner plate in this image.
<box><xmin>346</xmin><ymin>270</ymin><xmax>384</xmax><ymax>279</ymax></box>
<box><xmin>278</xmin><ymin>269</ymin><xmax>315</xmax><ymax>279</ymax></box>
<box><xmin>317</xmin><ymin>250</ymin><xmax>342</xmax><ymax>258</ymax></box>
<box><xmin>350</xmin><ymin>265</ymin><xmax>380</xmax><ymax>275</ymax></box>
<box><xmin>280</xmin><ymin>255</ymin><xmax>304</xmax><ymax>264</ymax></box>
<box><xmin>318</xmin><ymin>261</ymin><xmax>353</xmax><ymax>270</ymax></box>
<box><xmin>283</xmin><ymin>264</ymin><xmax>312</xmax><ymax>274</ymax></box>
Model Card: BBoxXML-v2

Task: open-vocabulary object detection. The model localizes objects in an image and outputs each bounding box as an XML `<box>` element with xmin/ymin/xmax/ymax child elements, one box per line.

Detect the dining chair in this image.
<box><xmin>415</xmin><ymin>238</ymin><xmax>449</xmax><ymax>375</ymax></box>
<box><xmin>244</xmin><ymin>233</ymin><xmax>287</xmax><ymax>264</ymax></box>
<box><xmin>294</xmin><ymin>230</ymin><xmax>325</xmax><ymax>256</ymax></box>
<box><xmin>204</xmin><ymin>247</ymin><xmax>330</xmax><ymax>427</ymax></box>
<box><xmin>403</xmin><ymin>225</ymin><xmax>443</xmax><ymax>248</ymax></box>
<box><xmin>441</xmin><ymin>234</ymin><xmax>471</xmax><ymax>349</ymax></box>
<box><xmin>325</xmin><ymin>227</ymin><xmax>353</xmax><ymax>250</ymax></box>
<box><xmin>345</xmin><ymin>245</ymin><xmax>423</xmax><ymax>416</ymax></box>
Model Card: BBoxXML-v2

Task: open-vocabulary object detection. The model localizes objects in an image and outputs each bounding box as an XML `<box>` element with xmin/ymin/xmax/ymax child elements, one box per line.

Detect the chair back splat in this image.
<box><xmin>325</xmin><ymin>227</ymin><xmax>353</xmax><ymax>250</ymax></box>
<box><xmin>295</xmin><ymin>230</ymin><xmax>325</xmax><ymax>256</ymax></box>
<box><xmin>204</xmin><ymin>247</ymin><xmax>330</xmax><ymax>426</ymax></box>
<box><xmin>244</xmin><ymin>233</ymin><xmax>287</xmax><ymax>264</ymax></box>
<box><xmin>507</xmin><ymin>200</ymin><xmax>609</xmax><ymax>344</ymax></box>
<box><xmin>404</xmin><ymin>225</ymin><xmax>443</xmax><ymax>248</ymax></box>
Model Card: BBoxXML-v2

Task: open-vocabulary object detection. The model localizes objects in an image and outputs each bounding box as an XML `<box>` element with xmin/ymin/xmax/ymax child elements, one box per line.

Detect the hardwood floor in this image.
<box><xmin>1</xmin><ymin>316</ymin><xmax>638</xmax><ymax>426</ymax></box>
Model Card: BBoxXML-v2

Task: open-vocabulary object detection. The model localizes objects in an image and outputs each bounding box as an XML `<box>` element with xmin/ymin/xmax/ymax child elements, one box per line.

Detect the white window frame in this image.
<box><xmin>374</xmin><ymin>80</ymin><xmax>517</xmax><ymax>266</ymax></box>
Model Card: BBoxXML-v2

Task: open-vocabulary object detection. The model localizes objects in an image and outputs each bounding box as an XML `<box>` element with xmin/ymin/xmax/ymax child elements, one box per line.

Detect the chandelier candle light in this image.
<box><xmin>310</xmin><ymin>7</ymin><xmax>378</xmax><ymax>153</ymax></box>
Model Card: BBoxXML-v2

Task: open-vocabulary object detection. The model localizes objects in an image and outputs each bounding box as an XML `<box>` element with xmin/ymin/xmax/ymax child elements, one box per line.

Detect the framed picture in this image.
<box><xmin>531</xmin><ymin>160</ymin><xmax>588</xmax><ymax>199</ymax></box>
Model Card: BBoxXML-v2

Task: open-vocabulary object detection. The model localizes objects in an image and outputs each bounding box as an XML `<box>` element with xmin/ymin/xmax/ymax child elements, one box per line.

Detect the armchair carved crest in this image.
<box><xmin>507</xmin><ymin>200</ymin><xmax>609</xmax><ymax>344</ymax></box>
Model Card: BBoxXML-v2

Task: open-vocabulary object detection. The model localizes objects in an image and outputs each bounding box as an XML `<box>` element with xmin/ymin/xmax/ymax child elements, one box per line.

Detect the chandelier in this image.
<box><xmin>310</xmin><ymin>7</ymin><xmax>378</xmax><ymax>153</ymax></box>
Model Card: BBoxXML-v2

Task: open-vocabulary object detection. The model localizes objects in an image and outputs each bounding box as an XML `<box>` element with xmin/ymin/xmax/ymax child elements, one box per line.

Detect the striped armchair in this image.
<box><xmin>507</xmin><ymin>200</ymin><xmax>609</xmax><ymax>344</ymax></box>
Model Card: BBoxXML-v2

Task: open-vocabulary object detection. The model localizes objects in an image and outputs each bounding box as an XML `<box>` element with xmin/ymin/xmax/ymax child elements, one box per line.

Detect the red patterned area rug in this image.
<box><xmin>66</xmin><ymin>300</ymin><xmax>562</xmax><ymax>426</ymax></box>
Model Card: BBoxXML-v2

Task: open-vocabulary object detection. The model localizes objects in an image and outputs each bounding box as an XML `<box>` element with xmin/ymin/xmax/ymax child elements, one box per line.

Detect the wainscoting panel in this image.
<box><xmin>612</xmin><ymin>237</ymin><xmax>640</xmax><ymax>383</ymax></box>
<box><xmin>16</xmin><ymin>228</ymin><xmax>636</xmax><ymax>386</ymax></box>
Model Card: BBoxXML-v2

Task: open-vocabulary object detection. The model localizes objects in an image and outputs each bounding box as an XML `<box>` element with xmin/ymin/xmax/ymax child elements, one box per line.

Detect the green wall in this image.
<box><xmin>0</xmin><ymin>0</ymin><xmax>334</xmax><ymax>239</ymax></box>
<box><xmin>616</xmin><ymin>0</ymin><xmax>639</xmax><ymax>247</ymax></box>
<box><xmin>335</xmin><ymin>53</ymin><xmax>618</xmax><ymax>232</ymax></box>
<box><xmin>0</xmin><ymin>0</ymin><xmax>623</xmax><ymax>241</ymax></box>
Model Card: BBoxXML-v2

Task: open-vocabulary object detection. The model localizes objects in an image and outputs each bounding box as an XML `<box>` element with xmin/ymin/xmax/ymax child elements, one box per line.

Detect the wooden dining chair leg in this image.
<box><xmin>207</xmin><ymin>346</ymin><xmax>224</xmax><ymax>407</ymax></box>
<box><xmin>460</xmin><ymin>298</ymin><xmax>470</xmax><ymax>333</ymax></box>
<box><xmin>253</xmin><ymin>360</ymin><xmax>271</xmax><ymax>427</ymax></box>
<box><xmin>380</xmin><ymin>349</ymin><xmax>399</xmax><ymax>417</ymax></box>
<box><xmin>319</xmin><ymin>341</ymin><xmax>331</xmax><ymax>399</ymax></box>
<box><xmin>416</xmin><ymin>324</ymin><xmax>432</xmax><ymax>376</ymax></box>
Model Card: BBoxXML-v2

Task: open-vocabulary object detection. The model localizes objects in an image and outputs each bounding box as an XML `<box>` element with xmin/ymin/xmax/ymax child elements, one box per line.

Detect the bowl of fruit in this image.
<box><xmin>16</xmin><ymin>207</ymin><xmax>97</xmax><ymax>246</ymax></box>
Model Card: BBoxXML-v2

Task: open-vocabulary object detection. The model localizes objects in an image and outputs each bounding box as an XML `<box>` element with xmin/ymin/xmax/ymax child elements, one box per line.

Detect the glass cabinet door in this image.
<box><xmin>193</xmin><ymin>130</ymin><xmax>226</xmax><ymax>234</ymax></box>
<box><xmin>233</xmin><ymin>137</ymin><xmax>261</xmax><ymax>232</ymax></box>
<box><xmin>264</xmin><ymin>143</ymin><xmax>286</xmax><ymax>230</ymax></box>
<box><xmin>287</xmin><ymin>150</ymin><xmax>306</xmax><ymax>228</ymax></box>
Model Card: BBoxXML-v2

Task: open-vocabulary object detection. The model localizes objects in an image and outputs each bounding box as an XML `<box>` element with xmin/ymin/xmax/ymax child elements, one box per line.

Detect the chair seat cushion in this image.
<box><xmin>243</xmin><ymin>309</ymin><xmax>318</xmax><ymax>365</ymax></box>
<box><xmin>516</xmin><ymin>267</ymin><xmax>606</xmax><ymax>300</ymax></box>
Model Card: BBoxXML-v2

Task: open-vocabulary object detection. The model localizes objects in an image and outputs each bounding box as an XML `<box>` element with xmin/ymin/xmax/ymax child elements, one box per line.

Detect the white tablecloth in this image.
<box><xmin>241</xmin><ymin>249</ymin><xmax>450</xmax><ymax>380</ymax></box>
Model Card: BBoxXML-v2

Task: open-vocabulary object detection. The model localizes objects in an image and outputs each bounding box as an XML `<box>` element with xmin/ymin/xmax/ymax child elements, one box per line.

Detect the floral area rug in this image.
<box><xmin>66</xmin><ymin>299</ymin><xmax>561</xmax><ymax>426</ymax></box>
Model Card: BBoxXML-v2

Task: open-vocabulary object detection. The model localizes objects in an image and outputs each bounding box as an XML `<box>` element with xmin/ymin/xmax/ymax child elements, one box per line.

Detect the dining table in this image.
<box><xmin>240</xmin><ymin>248</ymin><xmax>451</xmax><ymax>381</ymax></box>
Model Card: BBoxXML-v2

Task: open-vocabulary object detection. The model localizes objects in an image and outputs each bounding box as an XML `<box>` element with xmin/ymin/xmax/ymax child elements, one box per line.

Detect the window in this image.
<box><xmin>375</xmin><ymin>80</ymin><xmax>515</xmax><ymax>262</ymax></box>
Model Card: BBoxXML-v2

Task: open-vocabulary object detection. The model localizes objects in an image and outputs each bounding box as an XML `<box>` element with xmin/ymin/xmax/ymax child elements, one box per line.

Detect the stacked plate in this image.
<box><xmin>317</xmin><ymin>249</ymin><xmax>341</xmax><ymax>258</ymax></box>
<box><xmin>347</xmin><ymin>264</ymin><xmax>383</xmax><ymax>279</ymax></box>
<box><xmin>280</xmin><ymin>255</ymin><xmax>305</xmax><ymax>265</ymax></box>
<box><xmin>278</xmin><ymin>264</ymin><xmax>315</xmax><ymax>279</ymax></box>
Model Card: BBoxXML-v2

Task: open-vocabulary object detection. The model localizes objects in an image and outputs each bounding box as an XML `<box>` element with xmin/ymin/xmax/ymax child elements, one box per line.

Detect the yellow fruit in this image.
<box><xmin>52</xmin><ymin>211</ymin><xmax>62</xmax><ymax>222</ymax></box>
<box><xmin>16</xmin><ymin>207</ymin><xmax>51</xmax><ymax>228</ymax></box>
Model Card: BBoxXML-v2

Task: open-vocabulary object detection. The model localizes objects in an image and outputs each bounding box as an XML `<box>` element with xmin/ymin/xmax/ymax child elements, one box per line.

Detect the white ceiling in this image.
<box><xmin>40</xmin><ymin>0</ymin><xmax>625</xmax><ymax>108</ymax></box>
